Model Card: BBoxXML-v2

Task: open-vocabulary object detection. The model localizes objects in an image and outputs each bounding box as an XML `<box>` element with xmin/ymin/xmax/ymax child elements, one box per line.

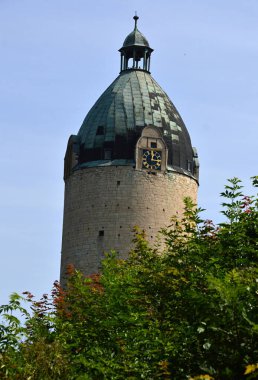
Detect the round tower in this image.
<box><xmin>60</xmin><ymin>16</ymin><xmax>199</xmax><ymax>281</ymax></box>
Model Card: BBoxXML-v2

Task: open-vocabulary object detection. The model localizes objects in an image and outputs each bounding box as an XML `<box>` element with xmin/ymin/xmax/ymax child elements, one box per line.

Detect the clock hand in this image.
<box><xmin>151</xmin><ymin>158</ymin><xmax>161</xmax><ymax>163</ymax></box>
<box><xmin>151</xmin><ymin>151</ymin><xmax>161</xmax><ymax>161</ymax></box>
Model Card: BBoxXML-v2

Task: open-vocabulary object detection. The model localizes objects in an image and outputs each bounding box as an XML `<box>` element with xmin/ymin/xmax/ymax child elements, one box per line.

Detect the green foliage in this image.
<box><xmin>0</xmin><ymin>177</ymin><xmax>258</xmax><ymax>379</ymax></box>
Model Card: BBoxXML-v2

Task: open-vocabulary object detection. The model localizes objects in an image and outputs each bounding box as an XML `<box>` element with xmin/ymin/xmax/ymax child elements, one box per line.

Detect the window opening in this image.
<box><xmin>187</xmin><ymin>160</ymin><xmax>193</xmax><ymax>172</ymax></box>
<box><xmin>104</xmin><ymin>149</ymin><xmax>112</xmax><ymax>160</ymax></box>
<box><xmin>96</xmin><ymin>126</ymin><xmax>104</xmax><ymax>135</ymax></box>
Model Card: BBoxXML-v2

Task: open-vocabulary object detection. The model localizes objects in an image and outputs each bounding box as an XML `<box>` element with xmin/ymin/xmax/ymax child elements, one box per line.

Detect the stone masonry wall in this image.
<box><xmin>60</xmin><ymin>166</ymin><xmax>198</xmax><ymax>282</ymax></box>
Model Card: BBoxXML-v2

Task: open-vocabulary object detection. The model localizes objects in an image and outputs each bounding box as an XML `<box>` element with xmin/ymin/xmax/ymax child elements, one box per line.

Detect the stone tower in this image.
<box><xmin>60</xmin><ymin>16</ymin><xmax>199</xmax><ymax>281</ymax></box>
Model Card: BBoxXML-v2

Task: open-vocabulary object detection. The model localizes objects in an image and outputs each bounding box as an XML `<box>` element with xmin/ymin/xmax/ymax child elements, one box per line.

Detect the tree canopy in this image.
<box><xmin>1</xmin><ymin>177</ymin><xmax>258</xmax><ymax>379</ymax></box>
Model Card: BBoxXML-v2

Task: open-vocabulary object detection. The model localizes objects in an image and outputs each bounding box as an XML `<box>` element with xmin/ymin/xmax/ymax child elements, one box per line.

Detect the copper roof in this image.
<box><xmin>122</xmin><ymin>29</ymin><xmax>150</xmax><ymax>48</ymax></box>
<box><xmin>77</xmin><ymin>70</ymin><xmax>196</xmax><ymax>178</ymax></box>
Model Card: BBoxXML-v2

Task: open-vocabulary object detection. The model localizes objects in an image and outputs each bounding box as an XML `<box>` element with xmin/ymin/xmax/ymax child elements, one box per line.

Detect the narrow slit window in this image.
<box><xmin>187</xmin><ymin>160</ymin><xmax>193</xmax><ymax>172</ymax></box>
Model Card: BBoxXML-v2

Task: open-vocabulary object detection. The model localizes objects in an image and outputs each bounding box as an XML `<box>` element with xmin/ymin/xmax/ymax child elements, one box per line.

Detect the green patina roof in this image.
<box><xmin>122</xmin><ymin>15</ymin><xmax>150</xmax><ymax>48</ymax></box>
<box><xmin>122</xmin><ymin>29</ymin><xmax>150</xmax><ymax>48</ymax></box>
<box><xmin>78</xmin><ymin>70</ymin><xmax>187</xmax><ymax>146</ymax></box>
<box><xmin>77</xmin><ymin>69</ymin><xmax>195</xmax><ymax>176</ymax></box>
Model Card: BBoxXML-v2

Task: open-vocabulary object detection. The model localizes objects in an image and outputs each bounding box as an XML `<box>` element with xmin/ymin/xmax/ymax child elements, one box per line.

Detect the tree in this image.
<box><xmin>1</xmin><ymin>177</ymin><xmax>258</xmax><ymax>379</ymax></box>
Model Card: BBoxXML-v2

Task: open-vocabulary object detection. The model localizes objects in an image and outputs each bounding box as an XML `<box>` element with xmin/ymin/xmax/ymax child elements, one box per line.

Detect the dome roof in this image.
<box><xmin>77</xmin><ymin>70</ymin><xmax>197</xmax><ymax>178</ymax></box>
<box><xmin>122</xmin><ymin>29</ymin><xmax>150</xmax><ymax>48</ymax></box>
<box><xmin>122</xmin><ymin>15</ymin><xmax>150</xmax><ymax>48</ymax></box>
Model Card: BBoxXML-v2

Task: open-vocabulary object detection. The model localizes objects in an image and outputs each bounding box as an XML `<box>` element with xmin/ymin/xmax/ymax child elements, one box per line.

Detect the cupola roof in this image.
<box><xmin>122</xmin><ymin>15</ymin><xmax>150</xmax><ymax>48</ymax></box>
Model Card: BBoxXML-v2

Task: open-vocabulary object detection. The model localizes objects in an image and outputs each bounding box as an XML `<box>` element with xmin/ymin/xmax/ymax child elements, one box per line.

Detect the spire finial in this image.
<box><xmin>133</xmin><ymin>12</ymin><xmax>139</xmax><ymax>31</ymax></box>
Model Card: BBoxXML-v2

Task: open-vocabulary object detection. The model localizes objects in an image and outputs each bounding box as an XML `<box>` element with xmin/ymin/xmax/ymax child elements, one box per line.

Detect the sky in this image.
<box><xmin>0</xmin><ymin>0</ymin><xmax>257</xmax><ymax>306</ymax></box>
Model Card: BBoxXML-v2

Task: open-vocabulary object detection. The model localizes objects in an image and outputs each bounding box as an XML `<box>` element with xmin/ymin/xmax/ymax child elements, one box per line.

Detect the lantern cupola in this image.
<box><xmin>119</xmin><ymin>15</ymin><xmax>153</xmax><ymax>72</ymax></box>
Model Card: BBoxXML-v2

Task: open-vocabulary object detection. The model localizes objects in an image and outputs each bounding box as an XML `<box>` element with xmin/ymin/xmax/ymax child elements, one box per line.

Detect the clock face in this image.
<box><xmin>142</xmin><ymin>150</ymin><xmax>162</xmax><ymax>170</ymax></box>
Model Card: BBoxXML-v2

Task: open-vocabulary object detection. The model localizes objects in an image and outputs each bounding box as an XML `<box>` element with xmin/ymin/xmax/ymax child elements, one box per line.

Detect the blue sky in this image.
<box><xmin>1</xmin><ymin>0</ymin><xmax>257</xmax><ymax>305</ymax></box>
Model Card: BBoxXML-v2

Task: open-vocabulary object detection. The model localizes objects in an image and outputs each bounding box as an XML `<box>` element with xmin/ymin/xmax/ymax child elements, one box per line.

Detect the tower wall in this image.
<box><xmin>60</xmin><ymin>166</ymin><xmax>198</xmax><ymax>281</ymax></box>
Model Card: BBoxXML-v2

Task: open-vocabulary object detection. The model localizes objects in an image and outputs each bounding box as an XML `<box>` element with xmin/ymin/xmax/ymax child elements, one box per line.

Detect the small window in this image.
<box><xmin>96</xmin><ymin>126</ymin><xmax>104</xmax><ymax>135</ymax></box>
<box><xmin>150</xmin><ymin>142</ymin><xmax>157</xmax><ymax>148</ymax></box>
<box><xmin>99</xmin><ymin>230</ymin><xmax>104</xmax><ymax>237</ymax></box>
<box><xmin>104</xmin><ymin>150</ymin><xmax>112</xmax><ymax>160</ymax></box>
<box><xmin>187</xmin><ymin>160</ymin><xmax>193</xmax><ymax>172</ymax></box>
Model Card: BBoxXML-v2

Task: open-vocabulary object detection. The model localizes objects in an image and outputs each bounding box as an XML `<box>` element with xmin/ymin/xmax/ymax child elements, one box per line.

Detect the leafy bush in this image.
<box><xmin>1</xmin><ymin>177</ymin><xmax>258</xmax><ymax>379</ymax></box>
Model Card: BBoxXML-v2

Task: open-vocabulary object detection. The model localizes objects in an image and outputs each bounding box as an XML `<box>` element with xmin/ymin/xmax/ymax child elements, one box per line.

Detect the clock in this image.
<box><xmin>142</xmin><ymin>149</ymin><xmax>162</xmax><ymax>170</ymax></box>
